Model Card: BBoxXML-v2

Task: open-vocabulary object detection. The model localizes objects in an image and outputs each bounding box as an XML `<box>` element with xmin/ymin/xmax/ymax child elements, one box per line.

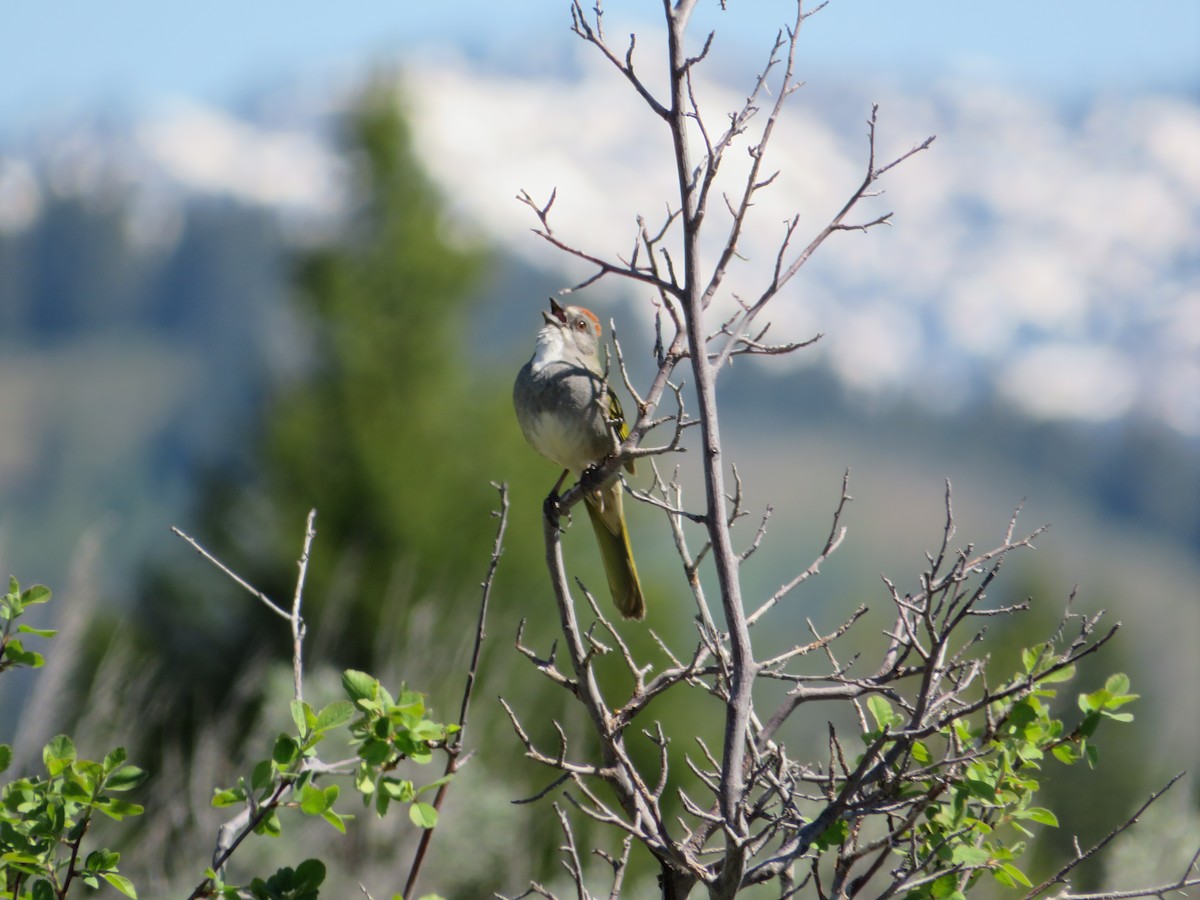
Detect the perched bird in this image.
<box><xmin>513</xmin><ymin>299</ymin><xmax>645</xmax><ymax>619</ymax></box>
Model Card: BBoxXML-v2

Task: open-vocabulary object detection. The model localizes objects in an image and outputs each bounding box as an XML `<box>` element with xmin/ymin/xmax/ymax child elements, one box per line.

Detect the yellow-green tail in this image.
<box><xmin>584</xmin><ymin>481</ymin><xmax>645</xmax><ymax>620</ymax></box>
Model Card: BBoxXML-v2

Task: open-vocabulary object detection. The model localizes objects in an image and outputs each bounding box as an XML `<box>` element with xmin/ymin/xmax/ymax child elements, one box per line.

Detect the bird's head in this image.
<box><xmin>540</xmin><ymin>298</ymin><xmax>603</xmax><ymax>362</ymax></box>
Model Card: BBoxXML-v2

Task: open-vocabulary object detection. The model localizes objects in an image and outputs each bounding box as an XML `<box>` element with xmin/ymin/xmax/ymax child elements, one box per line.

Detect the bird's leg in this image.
<box><xmin>543</xmin><ymin>468</ymin><xmax>572</xmax><ymax>529</ymax></box>
<box><xmin>551</xmin><ymin>468</ymin><xmax>570</xmax><ymax>496</ymax></box>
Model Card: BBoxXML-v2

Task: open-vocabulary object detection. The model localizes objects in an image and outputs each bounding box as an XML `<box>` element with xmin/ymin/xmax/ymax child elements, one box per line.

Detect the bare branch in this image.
<box><xmin>403</xmin><ymin>484</ymin><xmax>508</xmax><ymax>900</ymax></box>
<box><xmin>1025</xmin><ymin>775</ymin><xmax>1191</xmax><ymax>900</ymax></box>
<box><xmin>517</xmin><ymin>188</ymin><xmax>683</xmax><ymax>298</ymax></box>
<box><xmin>570</xmin><ymin>0</ymin><xmax>670</xmax><ymax>119</ymax></box>
<box><xmin>746</xmin><ymin>469</ymin><xmax>851</xmax><ymax>626</ymax></box>
<box><xmin>171</xmin><ymin>525</ymin><xmax>291</xmax><ymax>622</ymax></box>
<box><xmin>289</xmin><ymin>509</ymin><xmax>316</xmax><ymax>700</ymax></box>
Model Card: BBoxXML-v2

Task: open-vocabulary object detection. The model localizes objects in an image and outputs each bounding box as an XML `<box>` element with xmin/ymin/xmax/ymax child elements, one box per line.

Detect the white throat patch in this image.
<box><xmin>529</xmin><ymin>325</ymin><xmax>567</xmax><ymax>374</ymax></box>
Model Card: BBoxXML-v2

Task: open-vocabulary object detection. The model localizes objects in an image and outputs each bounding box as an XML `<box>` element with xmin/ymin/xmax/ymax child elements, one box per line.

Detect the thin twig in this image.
<box><xmin>290</xmin><ymin>509</ymin><xmax>316</xmax><ymax>701</ymax></box>
<box><xmin>403</xmin><ymin>484</ymin><xmax>509</xmax><ymax>900</ymax></box>
<box><xmin>171</xmin><ymin>526</ymin><xmax>291</xmax><ymax>621</ymax></box>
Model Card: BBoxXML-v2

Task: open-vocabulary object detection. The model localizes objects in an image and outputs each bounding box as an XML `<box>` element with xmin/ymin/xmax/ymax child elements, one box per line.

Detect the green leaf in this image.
<box><xmin>102</xmin><ymin>872</ymin><xmax>139</xmax><ymax>898</ymax></box>
<box><xmin>911</xmin><ymin>741</ymin><xmax>930</xmax><ymax>764</ymax></box>
<box><xmin>929</xmin><ymin>873</ymin><xmax>963</xmax><ymax>900</ymax></box>
<box><xmin>291</xmin><ymin>699</ymin><xmax>314</xmax><ymax>739</ymax></box>
<box><xmin>96</xmin><ymin>798</ymin><xmax>145</xmax><ymax>820</ymax></box>
<box><xmin>294</xmin><ymin>858</ymin><xmax>327</xmax><ymax>891</ymax></box>
<box><xmin>1105</xmin><ymin>673</ymin><xmax>1130</xmax><ymax>695</ymax></box>
<box><xmin>416</xmin><ymin>775</ymin><xmax>453</xmax><ymax>797</ymax></box>
<box><xmin>1011</xmin><ymin>820</ymin><xmax>1035</xmax><ymax>838</ymax></box>
<box><xmin>1021</xmin><ymin>644</ymin><xmax>1047</xmax><ymax>673</ymax></box>
<box><xmin>813</xmin><ymin>818</ymin><xmax>849</xmax><ymax>851</ymax></box>
<box><xmin>273</xmin><ymin>734</ymin><xmax>300</xmax><ymax>767</ymax></box>
<box><xmin>359</xmin><ymin>738</ymin><xmax>393</xmax><ymax>767</ymax></box>
<box><xmin>300</xmin><ymin>783</ymin><xmax>328</xmax><ymax>815</ymax></box>
<box><xmin>1051</xmin><ymin>743</ymin><xmax>1079</xmax><ymax>765</ymax></box>
<box><xmin>965</xmin><ymin>778</ymin><xmax>996</xmax><ymax>801</ymax></box>
<box><xmin>1016</xmin><ymin>807</ymin><xmax>1059</xmax><ymax>827</ymax></box>
<box><xmin>951</xmin><ymin>845</ymin><xmax>992</xmax><ymax>867</ymax></box>
<box><xmin>4</xmin><ymin>639</ymin><xmax>44</xmax><ymax>668</ymax></box>
<box><xmin>1015</xmin><ymin>744</ymin><xmax>1044</xmax><ymax>764</ymax></box>
<box><xmin>65</xmin><ymin>774</ymin><xmax>95</xmax><ymax>801</ymax></box>
<box><xmin>255</xmin><ymin>809</ymin><xmax>282</xmax><ymax>837</ymax></box>
<box><xmin>17</xmin><ymin>624</ymin><xmax>58</xmax><ymax>638</ymax></box>
<box><xmin>409</xmin><ymin>720</ymin><xmax>447</xmax><ymax>742</ymax></box>
<box><xmin>866</xmin><ymin>695</ymin><xmax>895</xmax><ymax>731</ymax></box>
<box><xmin>382</xmin><ymin>778</ymin><xmax>415</xmax><ymax>801</ymax></box>
<box><xmin>86</xmin><ymin>848</ymin><xmax>120</xmax><ymax>871</ymax></box>
<box><xmin>409</xmin><ymin>801</ymin><xmax>438</xmax><ymax>829</ymax></box>
<box><xmin>103</xmin><ymin>747</ymin><xmax>128</xmax><ymax>771</ymax></box>
<box><xmin>316</xmin><ymin>700</ymin><xmax>356</xmax><ymax>733</ymax></box>
<box><xmin>106</xmin><ymin>765</ymin><xmax>148</xmax><ymax>792</ymax></box>
<box><xmin>322</xmin><ymin>809</ymin><xmax>349</xmax><ymax>833</ymax></box>
<box><xmin>212</xmin><ymin>787</ymin><xmax>245</xmax><ymax>808</ymax></box>
<box><xmin>21</xmin><ymin>584</ymin><xmax>52</xmax><ymax>605</ymax></box>
<box><xmin>994</xmin><ymin>862</ymin><xmax>1032</xmax><ymax>888</ymax></box>
<box><xmin>375</xmin><ymin>787</ymin><xmax>392</xmax><ymax>817</ymax></box>
<box><xmin>43</xmin><ymin>734</ymin><xmax>77</xmax><ymax>776</ymax></box>
<box><xmin>0</xmin><ymin>743</ymin><xmax>11</xmax><ymax>773</ymax></box>
<box><xmin>1038</xmin><ymin>663</ymin><xmax>1075</xmax><ymax>684</ymax></box>
<box><xmin>343</xmin><ymin>669</ymin><xmax>379</xmax><ymax>705</ymax></box>
<box><xmin>1007</xmin><ymin>699</ymin><xmax>1038</xmax><ymax>730</ymax></box>
<box><xmin>354</xmin><ymin>762</ymin><xmax>375</xmax><ymax>795</ymax></box>
<box><xmin>293</xmin><ymin>768</ymin><xmax>315</xmax><ymax>793</ymax></box>
<box><xmin>1100</xmin><ymin>675</ymin><xmax>1139</xmax><ymax>710</ymax></box>
<box><xmin>251</xmin><ymin>759</ymin><xmax>274</xmax><ymax>791</ymax></box>
<box><xmin>395</xmin><ymin>689</ymin><xmax>424</xmax><ymax>713</ymax></box>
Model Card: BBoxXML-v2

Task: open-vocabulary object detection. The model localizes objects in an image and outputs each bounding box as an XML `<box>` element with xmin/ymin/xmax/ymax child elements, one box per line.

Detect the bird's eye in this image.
<box><xmin>575</xmin><ymin>319</ymin><xmax>587</xmax><ymax>331</ymax></box>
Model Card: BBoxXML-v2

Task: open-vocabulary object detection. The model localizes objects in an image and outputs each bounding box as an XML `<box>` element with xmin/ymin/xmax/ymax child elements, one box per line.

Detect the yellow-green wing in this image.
<box><xmin>606</xmin><ymin>387</ymin><xmax>635</xmax><ymax>474</ymax></box>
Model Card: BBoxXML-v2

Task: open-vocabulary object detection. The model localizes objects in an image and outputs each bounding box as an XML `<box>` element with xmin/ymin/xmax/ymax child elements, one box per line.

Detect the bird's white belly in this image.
<box><xmin>524</xmin><ymin>410</ymin><xmax>599</xmax><ymax>472</ymax></box>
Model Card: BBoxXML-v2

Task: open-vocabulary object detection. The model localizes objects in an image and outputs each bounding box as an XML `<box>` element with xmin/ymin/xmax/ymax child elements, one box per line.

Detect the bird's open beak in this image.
<box><xmin>542</xmin><ymin>297</ymin><xmax>567</xmax><ymax>326</ymax></box>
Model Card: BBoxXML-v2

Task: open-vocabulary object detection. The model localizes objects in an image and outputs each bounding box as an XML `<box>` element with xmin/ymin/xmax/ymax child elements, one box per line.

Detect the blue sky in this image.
<box><xmin>1</xmin><ymin>1</ymin><xmax>1197</xmax><ymax>435</ymax></box>
<box><xmin>2</xmin><ymin>1</ymin><xmax>1197</xmax><ymax>131</ymax></box>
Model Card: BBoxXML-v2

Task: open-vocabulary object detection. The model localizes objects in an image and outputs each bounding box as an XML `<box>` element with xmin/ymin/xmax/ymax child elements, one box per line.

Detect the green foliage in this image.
<box><xmin>200</xmin><ymin>859</ymin><xmax>325</xmax><ymax>900</ymax></box>
<box><xmin>2</xmin><ymin>580</ymin><xmax>145</xmax><ymax>899</ymax></box>
<box><xmin>0</xmin><ymin>735</ymin><xmax>146</xmax><ymax>898</ymax></box>
<box><xmin>3</xmin><ymin>578</ymin><xmax>460</xmax><ymax>898</ymax></box>
<box><xmin>200</xmin><ymin>669</ymin><xmax>454</xmax><ymax>896</ymax></box>
<box><xmin>342</xmin><ymin>668</ymin><xmax>455</xmax><ymax>823</ymax></box>
<box><xmin>0</xmin><ymin>578</ymin><xmax>54</xmax><ymax>674</ymax></box>
<box><xmin>247</xmin><ymin>859</ymin><xmax>325</xmax><ymax>900</ymax></box>
<box><xmin>875</xmin><ymin>649</ymin><xmax>1138</xmax><ymax>899</ymax></box>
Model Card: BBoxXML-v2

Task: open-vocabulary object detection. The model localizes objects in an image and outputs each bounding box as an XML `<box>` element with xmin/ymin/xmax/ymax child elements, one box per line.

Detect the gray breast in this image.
<box><xmin>514</xmin><ymin>360</ymin><xmax>609</xmax><ymax>471</ymax></box>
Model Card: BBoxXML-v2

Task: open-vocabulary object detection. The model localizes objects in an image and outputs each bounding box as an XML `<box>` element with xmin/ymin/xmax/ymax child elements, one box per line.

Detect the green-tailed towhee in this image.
<box><xmin>513</xmin><ymin>299</ymin><xmax>645</xmax><ymax>620</ymax></box>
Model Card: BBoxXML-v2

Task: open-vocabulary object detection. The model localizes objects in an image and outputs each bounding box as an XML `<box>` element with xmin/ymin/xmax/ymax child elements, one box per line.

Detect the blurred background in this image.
<box><xmin>0</xmin><ymin>1</ymin><xmax>1197</xmax><ymax>896</ymax></box>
